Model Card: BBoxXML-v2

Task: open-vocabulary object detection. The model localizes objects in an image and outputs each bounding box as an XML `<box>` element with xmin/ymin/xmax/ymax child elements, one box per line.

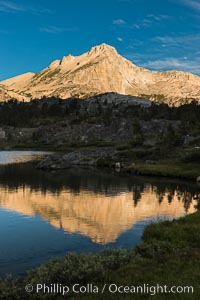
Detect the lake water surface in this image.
<box><xmin>0</xmin><ymin>150</ymin><xmax>52</xmax><ymax>165</ymax></box>
<box><xmin>0</xmin><ymin>151</ymin><xmax>198</xmax><ymax>276</ymax></box>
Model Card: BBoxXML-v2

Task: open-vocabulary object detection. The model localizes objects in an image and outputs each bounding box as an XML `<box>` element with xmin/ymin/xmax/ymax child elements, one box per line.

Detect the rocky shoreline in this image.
<box><xmin>37</xmin><ymin>148</ymin><xmax>200</xmax><ymax>182</ymax></box>
<box><xmin>37</xmin><ymin>148</ymin><xmax>124</xmax><ymax>170</ymax></box>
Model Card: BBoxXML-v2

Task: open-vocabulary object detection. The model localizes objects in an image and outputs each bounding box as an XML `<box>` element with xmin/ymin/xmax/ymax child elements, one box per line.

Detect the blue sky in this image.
<box><xmin>0</xmin><ymin>0</ymin><xmax>200</xmax><ymax>80</ymax></box>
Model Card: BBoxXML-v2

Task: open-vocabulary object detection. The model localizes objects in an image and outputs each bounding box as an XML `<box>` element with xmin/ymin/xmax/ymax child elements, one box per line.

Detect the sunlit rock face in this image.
<box><xmin>1</xmin><ymin>72</ymin><xmax>35</xmax><ymax>89</ymax></box>
<box><xmin>1</xmin><ymin>43</ymin><xmax>200</xmax><ymax>105</ymax></box>
<box><xmin>0</xmin><ymin>185</ymin><xmax>196</xmax><ymax>244</ymax></box>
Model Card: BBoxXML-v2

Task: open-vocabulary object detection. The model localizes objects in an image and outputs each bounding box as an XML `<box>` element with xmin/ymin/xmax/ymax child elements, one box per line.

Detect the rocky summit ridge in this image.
<box><xmin>1</xmin><ymin>43</ymin><xmax>200</xmax><ymax>105</ymax></box>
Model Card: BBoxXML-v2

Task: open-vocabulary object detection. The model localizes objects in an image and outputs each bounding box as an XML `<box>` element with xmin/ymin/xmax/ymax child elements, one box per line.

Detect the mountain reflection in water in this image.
<box><xmin>0</xmin><ymin>163</ymin><xmax>197</xmax><ymax>244</ymax></box>
<box><xmin>0</xmin><ymin>160</ymin><xmax>199</xmax><ymax>276</ymax></box>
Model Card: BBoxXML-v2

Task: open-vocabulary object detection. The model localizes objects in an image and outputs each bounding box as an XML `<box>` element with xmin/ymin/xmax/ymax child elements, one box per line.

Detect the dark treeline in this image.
<box><xmin>0</xmin><ymin>96</ymin><xmax>200</xmax><ymax>131</ymax></box>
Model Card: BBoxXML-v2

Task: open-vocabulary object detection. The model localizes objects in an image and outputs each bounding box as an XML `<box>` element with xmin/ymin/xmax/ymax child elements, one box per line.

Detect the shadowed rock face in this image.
<box><xmin>0</xmin><ymin>185</ymin><xmax>196</xmax><ymax>244</ymax></box>
<box><xmin>1</xmin><ymin>43</ymin><xmax>200</xmax><ymax>105</ymax></box>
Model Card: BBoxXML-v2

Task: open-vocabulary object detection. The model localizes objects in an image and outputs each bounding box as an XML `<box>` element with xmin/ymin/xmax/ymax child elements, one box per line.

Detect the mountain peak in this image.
<box><xmin>1</xmin><ymin>43</ymin><xmax>200</xmax><ymax>105</ymax></box>
<box><xmin>87</xmin><ymin>43</ymin><xmax>118</xmax><ymax>56</ymax></box>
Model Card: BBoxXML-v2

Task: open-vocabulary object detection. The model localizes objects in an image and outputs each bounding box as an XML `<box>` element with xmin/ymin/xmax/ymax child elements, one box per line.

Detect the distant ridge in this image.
<box><xmin>1</xmin><ymin>43</ymin><xmax>200</xmax><ymax>105</ymax></box>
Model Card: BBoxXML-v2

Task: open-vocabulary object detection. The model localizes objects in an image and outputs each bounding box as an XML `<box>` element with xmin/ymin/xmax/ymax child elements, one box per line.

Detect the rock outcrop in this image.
<box><xmin>37</xmin><ymin>148</ymin><xmax>119</xmax><ymax>170</ymax></box>
<box><xmin>1</xmin><ymin>43</ymin><xmax>200</xmax><ymax>105</ymax></box>
<box><xmin>1</xmin><ymin>72</ymin><xmax>35</xmax><ymax>89</ymax></box>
